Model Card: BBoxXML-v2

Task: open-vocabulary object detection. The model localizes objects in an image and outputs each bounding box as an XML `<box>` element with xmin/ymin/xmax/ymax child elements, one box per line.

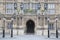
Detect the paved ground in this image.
<box><xmin>0</xmin><ymin>35</ymin><xmax>60</xmax><ymax>40</ymax></box>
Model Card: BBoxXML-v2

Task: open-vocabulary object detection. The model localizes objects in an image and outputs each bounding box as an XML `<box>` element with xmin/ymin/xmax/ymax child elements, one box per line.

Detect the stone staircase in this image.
<box><xmin>0</xmin><ymin>35</ymin><xmax>60</xmax><ymax>40</ymax></box>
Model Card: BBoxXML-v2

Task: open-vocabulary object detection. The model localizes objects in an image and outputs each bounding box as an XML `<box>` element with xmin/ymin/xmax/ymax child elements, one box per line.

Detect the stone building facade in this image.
<box><xmin>0</xmin><ymin>0</ymin><xmax>60</xmax><ymax>36</ymax></box>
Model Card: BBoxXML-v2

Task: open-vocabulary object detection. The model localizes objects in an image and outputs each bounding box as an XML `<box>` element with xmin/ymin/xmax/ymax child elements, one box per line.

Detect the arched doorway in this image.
<box><xmin>26</xmin><ymin>20</ymin><xmax>35</xmax><ymax>34</ymax></box>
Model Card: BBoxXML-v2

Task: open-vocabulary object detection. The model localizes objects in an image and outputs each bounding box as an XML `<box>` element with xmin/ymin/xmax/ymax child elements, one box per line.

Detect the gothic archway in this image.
<box><xmin>26</xmin><ymin>20</ymin><xmax>35</xmax><ymax>34</ymax></box>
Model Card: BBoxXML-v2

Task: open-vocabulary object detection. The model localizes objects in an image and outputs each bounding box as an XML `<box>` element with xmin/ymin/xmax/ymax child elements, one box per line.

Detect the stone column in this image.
<box><xmin>17</xmin><ymin>16</ymin><xmax>19</xmax><ymax>35</ymax></box>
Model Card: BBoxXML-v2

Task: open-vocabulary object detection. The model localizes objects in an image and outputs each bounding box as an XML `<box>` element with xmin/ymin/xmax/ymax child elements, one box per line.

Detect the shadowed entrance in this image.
<box><xmin>26</xmin><ymin>20</ymin><xmax>35</xmax><ymax>34</ymax></box>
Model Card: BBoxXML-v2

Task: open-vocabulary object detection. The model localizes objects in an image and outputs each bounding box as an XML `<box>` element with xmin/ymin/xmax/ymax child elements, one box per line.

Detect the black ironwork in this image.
<box><xmin>48</xmin><ymin>18</ymin><xmax>50</xmax><ymax>38</ymax></box>
<box><xmin>11</xmin><ymin>28</ymin><xmax>13</xmax><ymax>37</ymax></box>
<box><xmin>11</xmin><ymin>19</ymin><xmax>13</xmax><ymax>37</ymax></box>
<box><xmin>3</xmin><ymin>28</ymin><xmax>5</xmax><ymax>38</ymax></box>
<box><xmin>38</xmin><ymin>17</ymin><xmax>40</xmax><ymax>19</ymax></box>
<box><xmin>2</xmin><ymin>18</ymin><xmax>5</xmax><ymax>38</ymax></box>
<box><xmin>56</xmin><ymin>19</ymin><xmax>58</xmax><ymax>38</ymax></box>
